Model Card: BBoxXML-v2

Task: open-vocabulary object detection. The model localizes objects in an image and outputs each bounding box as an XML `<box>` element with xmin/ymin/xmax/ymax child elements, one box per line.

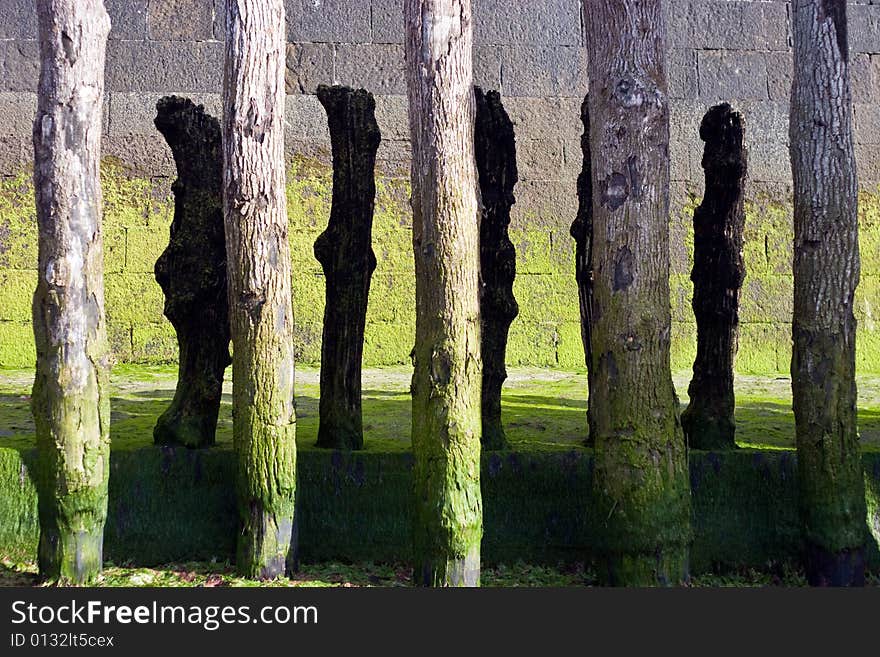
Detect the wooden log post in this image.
<box><xmin>570</xmin><ymin>94</ymin><xmax>595</xmax><ymax>446</ymax></box>
<box><xmin>584</xmin><ymin>0</ymin><xmax>692</xmax><ymax>586</ymax></box>
<box><xmin>405</xmin><ymin>0</ymin><xmax>484</xmax><ymax>586</ymax></box>
<box><xmin>680</xmin><ymin>103</ymin><xmax>747</xmax><ymax>451</ymax></box>
<box><xmin>474</xmin><ymin>87</ymin><xmax>519</xmax><ymax>451</ymax></box>
<box><xmin>31</xmin><ymin>0</ymin><xmax>112</xmax><ymax>584</ymax></box>
<box><xmin>223</xmin><ymin>0</ymin><xmax>297</xmax><ymax>579</ymax></box>
<box><xmin>790</xmin><ymin>0</ymin><xmax>867</xmax><ymax>586</ymax></box>
<box><xmin>153</xmin><ymin>96</ymin><xmax>230</xmax><ymax>449</ymax></box>
<box><xmin>314</xmin><ymin>84</ymin><xmax>381</xmax><ymax>451</ymax></box>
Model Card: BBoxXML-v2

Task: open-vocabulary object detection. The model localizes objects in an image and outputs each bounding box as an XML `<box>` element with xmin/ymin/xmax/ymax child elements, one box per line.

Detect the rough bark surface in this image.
<box><xmin>405</xmin><ymin>0</ymin><xmax>483</xmax><ymax>586</ymax></box>
<box><xmin>474</xmin><ymin>87</ymin><xmax>518</xmax><ymax>451</ymax></box>
<box><xmin>584</xmin><ymin>0</ymin><xmax>692</xmax><ymax>586</ymax></box>
<box><xmin>570</xmin><ymin>94</ymin><xmax>595</xmax><ymax>446</ymax></box>
<box><xmin>153</xmin><ymin>96</ymin><xmax>230</xmax><ymax>449</ymax></box>
<box><xmin>681</xmin><ymin>103</ymin><xmax>747</xmax><ymax>451</ymax></box>
<box><xmin>31</xmin><ymin>0</ymin><xmax>112</xmax><ymax>584</ymax></box>
<box><xmin>790</xmin><ymin>0</ymin><xmax>867</xmax><ymax>586</ymax></box>
<box><xmin>314</xmin><ymin>84</ymin><xmax>380</xmax><ymax>451</ymax></box>
<box><xmin>223</xmin><ymin>0</ymin><xmax>297</xmax><ymax>580</ymax></box>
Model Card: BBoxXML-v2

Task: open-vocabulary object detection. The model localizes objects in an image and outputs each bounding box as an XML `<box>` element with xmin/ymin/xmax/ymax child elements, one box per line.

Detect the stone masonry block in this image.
<box><xmin>668</xmin><ymin>48</ymin><xmax>699</xmax><ymax>100</ymax></box>
<box><xmin>856</xmin><ymin>141</ymin><xmax>880</xmax><ymax>186</ymax></box>
<box><xmin>285</xmin><ymin>94</ymin><xmax>331</xmax><ymax>145</ymax></box>
<box><xmin>371</xmin><ymin>0</ymin><xmax>404</xmax><ymax>44</ymax></box>
<box><xmin>0</xmin><ymin>136</ymin><xmax>31</xmax><ymax>176</ymax></box>
<box><xmin>106</xmin><ymin>40</ymin><xmax>223</xmax><ymax>92</ymax></box>
<box><xmin>665</xmin><ymin>0</ymin><xmax>712</xmax><ymax>50</ymax></box>
<box><xmin>147</xmin><ymin>0</ymin><xmax>215</xmax><ymax>41</ymax></box>
<box><xmin>286</xmin><ymin>42</ymin><xmax>335</xmax><ymax>94</ymax></box>
<box><xmin>0</xmin><ymin>93</ymin><xmax>37</xmax><ymax>137</ymax></box>
<box><xmin>670</xmin><ymin>101</ymin><xmax>706</xmax><ymax>146</ymax></box>
<box><xmin>300</xmin><ymin>0</ymin><xmax>372</xmax><ymax>43</ymax></box>
<box><xmin>516</xmin><ymin>138</ymin><xmax>565</xmax><ymax>182</ymax></box>
<box><xmin>737</xmin><ymin>101</ymin><xmax>789</xmax><ymax>146</ymax></box>
<box><xmin>502</xmin><ymin>45</ymin><xmax>587</xmax><ymax>98</ymax></box>
<box><xmin>504</xmin><ymin>96</ymin><xmax>583</xmax><ymax>144</ymax></box>
<box><xmin>106</xmin><ymin>0</ymin><xmax>149</xmax><ymax>40</ymax></box>
<box><xmin>852</xmin><ymin>54</ymin><xmax>878</xmax><ymax>103</ymax></box>
<box><xmin>707</xmin><ymin>0</ymin><xmax>789</xmax><ymax>51</ymax></box>
<box><xmin>851</xmin><ymin>4</ymin><xmax>880</xmax><ymax>54</ymax></box>
<box><xmin>0</xmin><ymin>40</ymin><xmax>39</xmax><ymax>92</ymax></box>
<box><xmin>0</xmin><ymin>0</ymin><xmax>37</xmax><ymax>39</ymax></box>
<box><xmin>474</xmin><ymin>46</ymin><xmax>503</xmax><ymax>92</ymax></box>
<box><xmin>766</xmin><ymin>49</ymin><xmax>793</xmax><ymax>102</ymax></box>
<box><xmin>474</xmin><ymin>0</ymin><xmax>581</xmax><ymax>46</ymax></box>
<box><xmin>747</xmin><ymin>140</ymin><xmax>791</xmax><ymax>183</ymax></box>
<box><xmin>335</xmin><ymin>44</ymin><xmax>406</xmax><ymax>96</ymax></box>
<box><xmin>109</xmin><ymin>92</ymin><xmax>221</xmax><ymax>136</ymax></box>
<box><xmin>698</xmin><ymin>50</ymin><xmax>769</xmax><ymax>102</ymax></box>
<box><xmin>855</xmin><ymin>103</ymin><xmax>880</xmax><ymax>144</ymax></box>
<box><xmin>103</xmin><ymin>134</ymin><xmax>175</xmax><ymax>177</ymax></box>
<box><xmin>373</xmin><ymin>95</ymin><xmax>409</xmax><ymax>141</ymax></box>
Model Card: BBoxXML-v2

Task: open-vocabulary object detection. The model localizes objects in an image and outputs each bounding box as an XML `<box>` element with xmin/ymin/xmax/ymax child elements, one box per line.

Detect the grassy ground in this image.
<box><xmin>3</xmin><ymin>366</ymin><xmax>880</xmax><ymax>587</ymax></box>
<box><xmin>7</xmin><ymin>555</ymin><xmax>871</xmax><ymax>587</ymax></box>
<box><xmin>1</xmin><ymin>365</ymin><xmax>879</xmax><ymax>453</ymax></box>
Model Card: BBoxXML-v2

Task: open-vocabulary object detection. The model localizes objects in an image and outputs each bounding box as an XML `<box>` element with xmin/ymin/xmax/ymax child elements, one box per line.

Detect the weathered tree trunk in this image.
<box><xmin>405</xmin><ymin>0</ymin><xmax>483</xmax><ymax>586</ymax></box>
<box><xmin>474</xmin><ymin>87</ymin><xmax>518</xmax><ymax>451</ymax></box>
<box><xmin>223</xmin><ymin>0</ymin><xmax>297</xmax><ymax>580</ymax></box>
<box><xmin>153</xmin><ymin>96</ymin><xmax>230</xmax><ymax>449</ymax></box>
<box><xmin>681</xmin><ymin>103</ymin><xmax>747</xmax><ymax>451</ymax></box>
<box><xmin>314</xmin><ymin>84</ymin><xmax>380</xmax><ymax>451</ymax></box>
<box><xmin>790</xmin><ymin>0</ymin><xmax>867</xmax><ymax>586</ymax></box>
<box><xmin>570</xmin><ymin>94</ymin><xmax>595</xmax><ymax>446</ymax></box>
<box><xmin>584</xmin><ymin>0</ymin><xmax>692</xmax><ymax>586</ymax></box>
<box><xmin>31</xmin><ymin>0</ymin><xmax>111</xmax><ymax>584</ymax></box>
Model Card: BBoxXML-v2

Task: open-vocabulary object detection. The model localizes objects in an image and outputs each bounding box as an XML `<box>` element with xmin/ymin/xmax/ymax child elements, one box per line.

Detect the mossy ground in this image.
<box><xmin>3</xmin><ymin>555</ymin><xmax>876</xmax><ymax>587</ymax></box>
<box><xmin>3</xmin><ymin>366</ymin><xmax>879</xmax><ymax>587</ymax></box>
<box><xmin>1</xmin><ymin>366</ymin><xmax>879</xmax><ymax>454</ymax></box>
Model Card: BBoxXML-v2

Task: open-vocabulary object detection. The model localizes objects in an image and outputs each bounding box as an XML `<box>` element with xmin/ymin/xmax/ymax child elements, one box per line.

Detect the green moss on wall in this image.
<box><xmin>2</xmin><ymin>163</ymin><xmax>880</xmax><ymax>373</ymax></box>
<box><xmin>1</xmin><ymin>445</ymin><xmax>877</xmax><ymax>570</ymax></box>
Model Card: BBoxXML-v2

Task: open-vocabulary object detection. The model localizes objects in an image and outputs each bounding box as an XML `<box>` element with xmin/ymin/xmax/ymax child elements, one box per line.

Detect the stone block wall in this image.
<box><xmin>1</xmin><ymin>0</ymin><xmax>879</xmax><ymax>373</ymax></box>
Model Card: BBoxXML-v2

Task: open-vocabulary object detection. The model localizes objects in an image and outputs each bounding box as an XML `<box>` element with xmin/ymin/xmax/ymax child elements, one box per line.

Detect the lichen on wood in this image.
<box><xmin>474</xmin><ymin>87</ymin><xmax>518</xmax><ymax>451</ymax></box>
<box><xmin>313</xmin><ymin>84</ymin><xmax>380</xmax><ymax>451</ymax></box>
<box><xmin>31</xmin><ymin>0</ymin><xmax>112</xmax><ymax>585</ymax></box>
<box><xmin>790</xmin><ymin>0</ymin><xmax>868</xmax><ymax>586</ymax></box>
<box><xmin>584</xmin><ymin>0</ymin><xmax>692</xmax><ymax>586</ymax></box>
<box><xmin>153</xmin><ymin>96</ymin><xmax>230</xmax><ymax>449</ymax></box>
<box><xmin>681</xmin><ymin>103</ymin><xmax>747</xmax><ymax>451</ymax></box>
<box><xmin>223</xmin><ymin>0</ymin><xmax>297</xmax><ymax>580</ymax></box>
<box><xmin>405</xmin><ymin>0</ymin><xmax>484</xmax><ymax>587</ymax></box>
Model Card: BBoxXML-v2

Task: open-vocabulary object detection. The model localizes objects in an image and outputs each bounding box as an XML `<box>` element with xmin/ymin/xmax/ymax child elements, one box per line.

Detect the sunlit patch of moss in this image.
<box><xmin>2</xmin><ymin>368</ymin><xmax>880</xmax><ymax>454</ymax></box>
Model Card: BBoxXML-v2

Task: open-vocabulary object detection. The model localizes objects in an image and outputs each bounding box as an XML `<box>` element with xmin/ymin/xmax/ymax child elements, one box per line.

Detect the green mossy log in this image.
<box><xmin>223</xmin><ymin>0</ymin><xmax>298</xmax><ymax>579</ymax></box>
<box><xmin>31</xmin><ymin>0</ymin><xmax>112</xmax><ymax>585</ymax></box>
<box><xmin>474</xmin><ymin>87</ymin><xmax>519</xmax><ymax>451</ymax></box>
<box><xmin>405</xmin><ymin>0</ymin><xmax>483</xmax><ymax>586</ymax></box>
<box><xmin>313</xmin><ymin>85</ymin><xmax>380</xmax><ymax>451</ymax></box>
<box><xmin>584</xmin><ymin>0</ymin><xmax>692</xmax><ymax>586</ymax></box>
<box><xmin>790</xmin><ymin>0</ymin><xmax>868</xmax><ymax>586</ymax></box>
<box><xmin>153</xmin><ymin>96</ymin><xmax>230</xmax><ymax>449</ymax></box>
<box><xmin>681</xmin><ymin>104</ymin><xmax>747</xmax><ymax>451</ymax></box>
